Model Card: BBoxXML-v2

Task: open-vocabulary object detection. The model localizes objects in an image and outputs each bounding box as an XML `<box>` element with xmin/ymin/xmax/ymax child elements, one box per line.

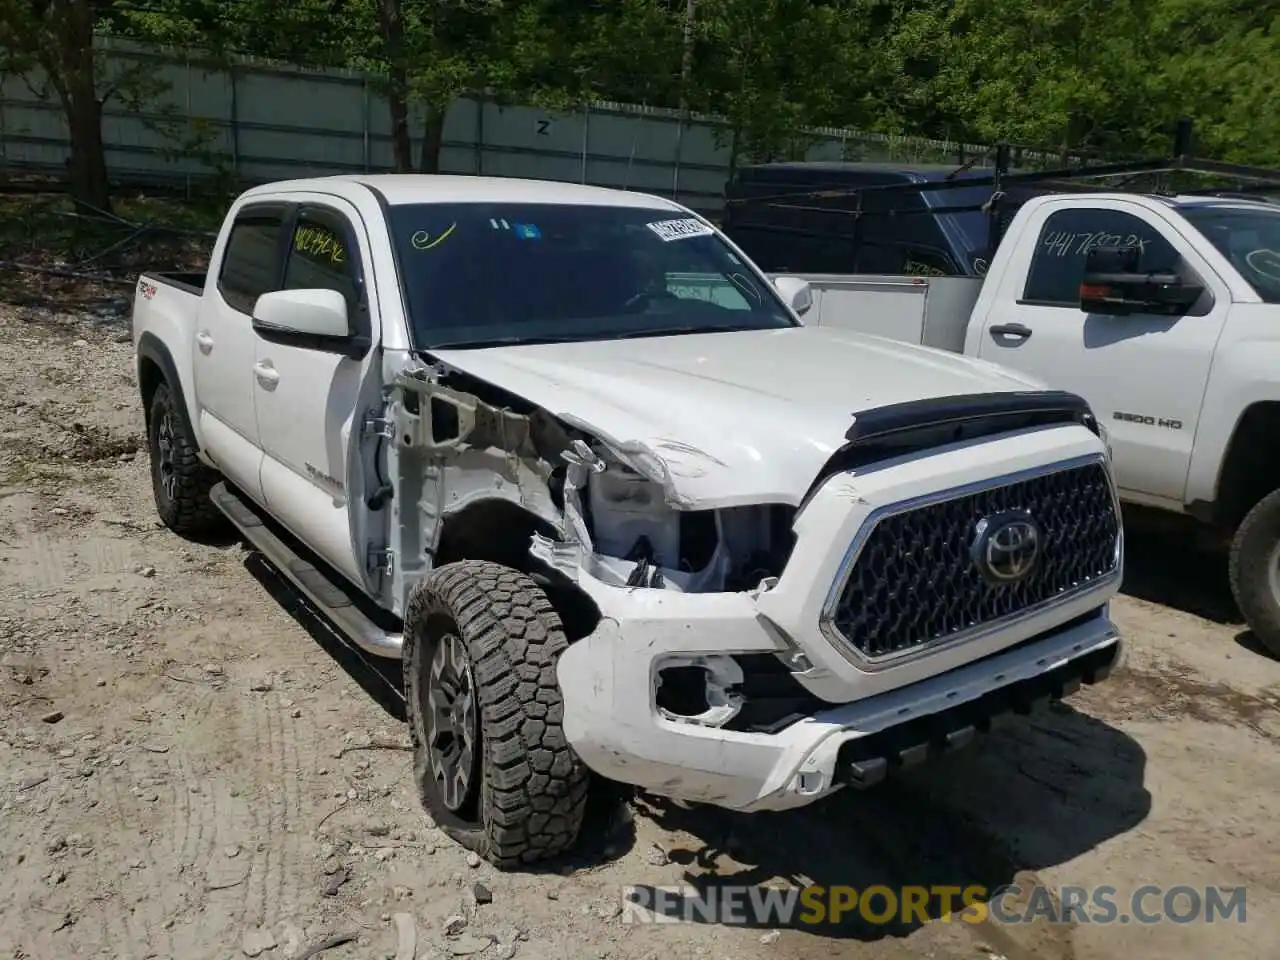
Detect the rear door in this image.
<box><xmin>973</xmin><ymin>199</ymin><xmax>1229</xmax><ymax>505</ymax></box>
<box><xmin>192</xmin><ymin>202</ymin><xmax>288</xmax><ymax>504</ymax></box>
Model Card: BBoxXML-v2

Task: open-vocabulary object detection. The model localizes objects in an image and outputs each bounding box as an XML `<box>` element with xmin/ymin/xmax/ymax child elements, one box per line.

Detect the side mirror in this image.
<box><xmin>773</xmin><ymin>275</ymin><xmax>813</xmax><ymax>316</ymax></box>
<box><xmin>253</xmin><ymin>288</ymin><xmax>350</xmax><ymax>338</ymax></box>
<box><xmin>1079</xmin><ymin>245</ymin><xmax>1203</xmax><ymax>316</ymax></box>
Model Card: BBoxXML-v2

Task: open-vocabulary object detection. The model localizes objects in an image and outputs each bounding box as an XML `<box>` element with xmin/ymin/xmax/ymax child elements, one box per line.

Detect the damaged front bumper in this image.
<box><xmin>555</xmin><ymin>423</ymin><xmax>1125</xmax><ymax>811</ymax></box>
<box><xmin>557</xmin><ymin>595</ymin><xmax>1121</xmax><ymax>811</ymax></box>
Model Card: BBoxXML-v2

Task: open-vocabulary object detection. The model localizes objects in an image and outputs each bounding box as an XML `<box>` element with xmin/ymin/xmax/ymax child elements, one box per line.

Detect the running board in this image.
<box><xmin>210</xmin><ymin>482</ymin><xmax>404</xmax><ymax>659</ymax></box>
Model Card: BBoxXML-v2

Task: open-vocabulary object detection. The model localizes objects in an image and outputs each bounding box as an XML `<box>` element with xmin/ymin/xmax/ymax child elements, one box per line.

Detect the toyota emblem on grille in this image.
<box><xmin>971</xmin><ymin>511</ymin><xmax>1042</xmax><ymax>584</ymax></box>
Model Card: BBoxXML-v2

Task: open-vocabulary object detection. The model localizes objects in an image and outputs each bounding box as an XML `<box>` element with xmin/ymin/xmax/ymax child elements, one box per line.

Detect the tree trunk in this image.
<box><xmin>727</xmin><ymin>124</ymin><xmax>741</xmax><ymax>179</ymax></box>
<box><xmin>678</xmin><ymin>0</ymin><xmax>697</xmax><ymax>112</ymax></box>
<box><xmin>54</xmin><ymin>0</ymin><xmax>111</xmax><ymax>211</ymax></box>
<box><xmin>418</xmin><ymin>104</ymin><xmax>446</xmax><ymax>174</ymax></box>
<box><xmin>66</xmin><ymin>94</ymin><xmax>110</xmax><ymax>212</ymax></box>
<box><xmin>387</xmin><ymin>81</ymin><xmax>413</xmax><ymax>172</ymax></box>
<box><xmin>376</xmin><ymin>0</ymin><xmax>414</xmax><ymax>171</ymax></box>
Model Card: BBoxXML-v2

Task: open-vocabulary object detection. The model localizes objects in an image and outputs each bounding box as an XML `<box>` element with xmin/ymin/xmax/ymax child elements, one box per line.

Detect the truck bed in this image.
<box><xmin>767</xmin><ymin>273</ymin><xmax>983</xmax><ymax>352</ymax></box>
<box><xmin>147</xmin><ymin>271</ymin><xmax>207</xmax><ymax>297</ymax></box>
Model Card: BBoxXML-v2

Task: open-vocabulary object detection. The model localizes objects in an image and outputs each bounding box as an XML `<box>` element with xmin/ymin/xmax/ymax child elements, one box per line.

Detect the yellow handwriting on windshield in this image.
<box><xmin>294</xmin><ymin>225</ymin><xmax>346</xmax><ymax>266</ymax></box>
<box><xmin>904</xmin><ymin>259</ymin><xmax>947</xmax><ymax>277</ymax></box>
<box><xmin>410</xmin><ymin>223</ymin><xmax>457</xmax><ymax>250</ymax></box>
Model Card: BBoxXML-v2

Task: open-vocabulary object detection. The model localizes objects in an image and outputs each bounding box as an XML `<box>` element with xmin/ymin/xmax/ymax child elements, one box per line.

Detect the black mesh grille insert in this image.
<box><xmin>827</xmin><ymin>461</ymin><xmax>1119</xmax><ymax>660</ymax></box>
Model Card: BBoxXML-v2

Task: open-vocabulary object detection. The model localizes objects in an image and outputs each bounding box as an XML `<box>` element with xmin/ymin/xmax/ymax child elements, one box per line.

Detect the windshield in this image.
<box><xmin>385</xmin><ymin>202</ymin><xmax>797</xmax><ymax>348</ymax></box>
<box><xmin>1180</xmin><ymin>205</ymin><xmax>1280</xmax><ymax>304</ymax></box>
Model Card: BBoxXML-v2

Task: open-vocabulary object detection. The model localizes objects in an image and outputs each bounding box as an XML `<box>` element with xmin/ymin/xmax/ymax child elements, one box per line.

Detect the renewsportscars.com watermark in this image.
<box><xmin>620</xmin><ymin>884</ymin><xmax>1247</xmax><ymax>927</ymax></box>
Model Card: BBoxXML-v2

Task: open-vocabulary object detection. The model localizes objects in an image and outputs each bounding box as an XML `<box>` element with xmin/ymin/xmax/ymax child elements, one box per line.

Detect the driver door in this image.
<box><xmin>974</xmin><ymin>201</ymin><xmax>1229</xmax><ymax>504</ymax></box>
<box><xmin>252</xmin><ymin>197</ymin><xmax>380</xmax><ymax>590</ymax></box>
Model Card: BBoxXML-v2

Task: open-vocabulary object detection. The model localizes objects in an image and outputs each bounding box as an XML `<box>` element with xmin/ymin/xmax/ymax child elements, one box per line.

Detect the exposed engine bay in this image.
<box><xmin>577</xmin><ymin>454</ymin><xmax>794</xmax><ymax>592</ymax></box>
<box><xmin>387</xmin><ymin>363</ymin><xmax>797</xmax><ymax>595</ymax></box>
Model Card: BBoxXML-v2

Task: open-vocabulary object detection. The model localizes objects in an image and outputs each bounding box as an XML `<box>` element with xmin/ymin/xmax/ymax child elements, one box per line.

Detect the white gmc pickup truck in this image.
<box><xmin>750</xmin><ymin>191</ymin><xmax>1280</xmax><ymax>655</ymax></box>
<box><xmin>131</xmin><ymin>174</ymin><xmax>1124</xmax><ymax>867</ymax></box>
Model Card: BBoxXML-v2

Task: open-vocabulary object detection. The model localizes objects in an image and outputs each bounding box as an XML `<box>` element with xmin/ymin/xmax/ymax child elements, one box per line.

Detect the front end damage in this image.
<box><xmin>380</xmin><ymin>363</ymin><xmax>1125</xmax><ymax>812</ymax></box>
<box><xmin>382</xmin><ymin>362</ymin><xmax>799</xmax><ymax>610</ymax></box>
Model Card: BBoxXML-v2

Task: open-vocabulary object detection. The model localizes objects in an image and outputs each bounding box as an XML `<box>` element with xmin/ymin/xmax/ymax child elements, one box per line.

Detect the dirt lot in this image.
<box><xmin>2</xmin><ymin>297</ymin><xmax>1279</xmax><ymax>960</ymax></box>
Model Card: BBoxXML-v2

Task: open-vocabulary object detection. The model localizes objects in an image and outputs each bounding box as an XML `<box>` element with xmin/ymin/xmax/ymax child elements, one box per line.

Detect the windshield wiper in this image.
<box><xmin>427</xmin><ymin>325</ymin><xmax>775</xmax><ymax>349</ymax></box>
<box><xmin>612</xmin><ymin>325</ymin><xmax>767</xmax><ymax>340</ymax></box>
<box><xmin>426</xmin><ymin>334</ymin><xmax>589</xmax><ymax>349</ymax></box>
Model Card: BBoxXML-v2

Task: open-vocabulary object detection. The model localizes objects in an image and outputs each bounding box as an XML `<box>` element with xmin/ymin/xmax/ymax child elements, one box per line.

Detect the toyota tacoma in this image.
<box><xmin>131</xmin><ymin>174</ymin><xmax>1125</xmax><ymax>867</ymax></box>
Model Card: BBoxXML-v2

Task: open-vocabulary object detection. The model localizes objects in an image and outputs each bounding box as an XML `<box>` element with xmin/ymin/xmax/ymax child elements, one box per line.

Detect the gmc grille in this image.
<box><xmin>824</xmin><ymin>460</ymin><xmax>1120</xmax><ymax>662</ymax></box>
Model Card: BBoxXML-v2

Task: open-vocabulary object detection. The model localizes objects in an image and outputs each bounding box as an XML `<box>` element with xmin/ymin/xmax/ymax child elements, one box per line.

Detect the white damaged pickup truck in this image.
<box><xmin>131</xmin><ymin>174</ymin><xmax>1125</xmax><ymax>867</ymax></box>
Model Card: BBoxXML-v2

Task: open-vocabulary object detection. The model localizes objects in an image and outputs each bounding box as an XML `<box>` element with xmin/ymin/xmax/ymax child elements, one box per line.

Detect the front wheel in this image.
<box><xmin>403</xmin><ymin>560</ymin><xmax>590</xmax><ymax>867</ymax></box>
<box><xmin>1229</xmin><ymin>488</ymin><xmax>1280</xmax><ymax>658</ymax></box>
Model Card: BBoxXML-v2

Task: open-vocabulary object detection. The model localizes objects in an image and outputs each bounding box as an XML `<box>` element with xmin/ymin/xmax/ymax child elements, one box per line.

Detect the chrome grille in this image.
<box><xmin>824</xmin><ymin>460</ymin><xmax>1120</xmax><ymax>662</ymax></box>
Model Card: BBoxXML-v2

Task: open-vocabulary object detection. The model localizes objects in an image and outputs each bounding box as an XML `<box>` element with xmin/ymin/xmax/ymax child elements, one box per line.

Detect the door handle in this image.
<box><xmin>196</xmin><ymin>331</ymin><xmax>214</xmax><ymax>354</ymax></box>
<box><xmin>989</xmin><ymin>322</ymin><xmax>1033</xmax><ymax>341</ymax></box>
<box><xmin>253</xmin><ymin>361</ymin><xmax>280</xmax><ymax>389</ymax></box>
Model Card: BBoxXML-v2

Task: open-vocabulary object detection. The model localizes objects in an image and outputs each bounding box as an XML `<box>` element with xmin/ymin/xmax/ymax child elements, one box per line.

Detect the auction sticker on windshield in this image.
<box><xmin>647</xmin><ymin>218</ymin><xmax>714</xmax><ymax>242</ymax></box>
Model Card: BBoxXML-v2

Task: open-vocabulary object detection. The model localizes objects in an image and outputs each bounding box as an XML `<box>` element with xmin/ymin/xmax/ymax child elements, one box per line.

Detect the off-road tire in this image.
<box><xmin>147</xmin><ymin>381</ymin><xmax>223</xmax><ymax>537</ymax></box>
<box><xmin>403</xmin><ymin>560</ymin><xmax>590</xmax><ymax>867</ymax></box>
<box><xmin>1229</xmin><ymin>487</ymin><xmax>1280</xmax><ymax>659</ymax></box>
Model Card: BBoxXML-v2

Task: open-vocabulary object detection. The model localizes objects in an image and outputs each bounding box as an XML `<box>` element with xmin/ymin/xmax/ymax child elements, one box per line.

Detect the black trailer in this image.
<box><xmin>721</xmin><ymin>121</ymin><xmax>1280</xmax><ymax>279</ymax></box>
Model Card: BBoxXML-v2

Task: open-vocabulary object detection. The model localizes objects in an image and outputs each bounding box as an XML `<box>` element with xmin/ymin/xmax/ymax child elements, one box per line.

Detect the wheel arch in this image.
<box><xmin>1195</xmin><ymin>401</ymin><xmax>1280</xmax><ymax>530</ymax></box>
<box><xmin>433</xmin><ymin>497</ymin><xmax>602</xmax><ymax>643</ymax></box>
<box><xmin>137</xmin><ymin>332</ymin><xmax>200</xmax><ymax>452</ymax></box>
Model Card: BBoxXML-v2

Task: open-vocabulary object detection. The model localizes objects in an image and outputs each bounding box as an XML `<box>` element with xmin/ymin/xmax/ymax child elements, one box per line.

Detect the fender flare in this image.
<box><xmin>136</xmin><ymin>331</ymin><xmax>199</xmax><ymax>451</ymax></box>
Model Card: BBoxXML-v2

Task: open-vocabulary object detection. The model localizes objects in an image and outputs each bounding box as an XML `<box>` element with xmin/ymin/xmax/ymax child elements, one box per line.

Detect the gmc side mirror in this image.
<box><xmin>1079</xmin><ymin>245</ymin><xmax>1203</xmax><ymax>316</ymax></box>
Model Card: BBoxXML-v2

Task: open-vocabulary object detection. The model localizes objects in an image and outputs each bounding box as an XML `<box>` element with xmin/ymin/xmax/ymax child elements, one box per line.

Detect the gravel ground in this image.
<box><xmin>2</xmin><ymin>299</ymin><xmax>1279</xmax><ymax>960</ymax></box>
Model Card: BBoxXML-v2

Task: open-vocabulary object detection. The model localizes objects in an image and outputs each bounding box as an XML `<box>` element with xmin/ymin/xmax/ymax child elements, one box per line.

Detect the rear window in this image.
<box><xmin>218</xmin><ymin>208</ymin><xmax>284</xmax><ymax>315</ymax></box>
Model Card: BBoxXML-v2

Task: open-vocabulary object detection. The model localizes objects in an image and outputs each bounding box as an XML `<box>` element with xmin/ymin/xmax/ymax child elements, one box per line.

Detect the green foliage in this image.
<box><xmin>4</xmin><ymin>0</ymin><xmax>1280</xmax><ymax>202</ymax></box>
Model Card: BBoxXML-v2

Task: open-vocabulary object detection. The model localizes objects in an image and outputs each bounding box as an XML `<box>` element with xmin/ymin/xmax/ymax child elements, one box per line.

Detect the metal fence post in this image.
<box><xmin>474</xmin><ymin>96</ymin><xmax>484</xmax><ymax>174</ymax></box>
<box><xmin>624</xmin><ymin>135</ymin><xmax>636</xmax><ymax>191</ymax></box>
<box><xmin>185</xmin><ymin>56</ymin><xmax>193</xmax><ymax>198</ymax></box>
<box><xmin>362</xmin><ymin>77</ymin><xmax>371</xmax><ymax>172</ymax></box>
<box><xmin>672</xmin><ymin>117</ymin><xmax>684</xmax><ymax>200</ymax></box>
<box><xmin>580</xmin><ymin>102</ymin><xmax>590</xmax><ymax>184</ymax></box>
<box><xmin>228</xmin><ymin>63</ymin><xmax>240</xmax><ymax>178</ymax></box>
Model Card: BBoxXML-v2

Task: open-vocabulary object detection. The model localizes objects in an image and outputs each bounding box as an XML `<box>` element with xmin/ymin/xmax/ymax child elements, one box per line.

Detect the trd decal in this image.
<box><xmin>305</xmin><ymin>462</ymin><xmax>345</xmax><ymax>491</ymax></box>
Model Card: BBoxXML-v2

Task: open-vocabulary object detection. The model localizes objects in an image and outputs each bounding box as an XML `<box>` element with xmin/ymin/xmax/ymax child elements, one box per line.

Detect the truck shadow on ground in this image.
<box><xmin>245</xmin><ymin>554</ymin><xmax>407</xmax><ymax>721</ymax></box>
<box><xmin>1119</xmin><ymin>520</ymin><xmax>1240</xmax><ymax>626</ymax></box>
<box><xmin>628</xmin><ymin>701</ymin><xmax>1149</xmax><ymax>943</ymax></box>
<box><xmin>242</xmin><ymin>553</ymin><xmax>640</xmax><ymax>866</ymax></box>
<box><xmin>1117</xmin><ymin>518</ymin><xmax>1273</xmax><ymax>658</ymax></box>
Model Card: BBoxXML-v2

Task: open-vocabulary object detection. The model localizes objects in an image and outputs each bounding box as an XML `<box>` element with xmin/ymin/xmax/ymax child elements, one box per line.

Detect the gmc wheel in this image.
<box><xmin>1229</xmin><ymin>487</ymin><xmax>1280</xmax><ymax>659</ymax></box>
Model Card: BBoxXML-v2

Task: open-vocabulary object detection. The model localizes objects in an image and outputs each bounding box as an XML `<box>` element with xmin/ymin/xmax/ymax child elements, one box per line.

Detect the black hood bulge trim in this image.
<box><xmin>800</xmin><ymin>390</ymin><xmax>1101</xmax><ymax>509</ymax></box>
<box><xmin>843</xmin><ymin>390</ymin><xmax>1098</xmax><ymax>445</ymax></box>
